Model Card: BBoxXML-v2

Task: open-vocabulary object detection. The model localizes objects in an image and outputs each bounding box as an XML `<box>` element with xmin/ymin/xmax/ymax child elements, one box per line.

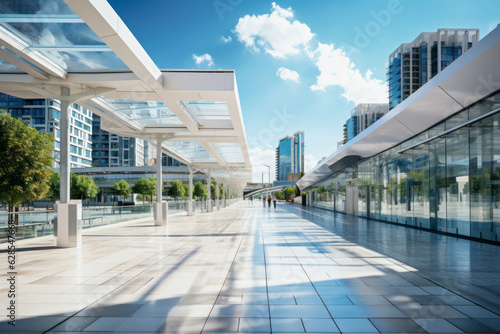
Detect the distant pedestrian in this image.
<box><xmin>267</xmin><ymin>195</ymin><xmax>271</xmax><ymax>208</ymax></box>
<box><xmin>273</xmin><ymin>196</ymin><xmax>277</xmax><ymax>209</ymax></box>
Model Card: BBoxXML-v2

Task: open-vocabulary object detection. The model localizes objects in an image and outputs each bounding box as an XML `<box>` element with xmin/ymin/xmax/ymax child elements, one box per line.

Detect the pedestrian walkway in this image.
<box><xmin>1</xmin><ymin>202</ymin><xmax>500</xmax><ymax>333</ymax></box>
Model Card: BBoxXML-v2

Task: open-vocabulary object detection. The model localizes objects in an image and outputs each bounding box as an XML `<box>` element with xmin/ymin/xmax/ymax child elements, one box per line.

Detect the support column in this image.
<box><xmin>56</xmin><ymin>87</ymin><xmax>82</xmax><ymax>248</ymax></box>
<box><xmin>216</xmin><ymin>179</ymin><xmax>220</xmax><ymax>211</ymax></box>
<box><xmin>222</xmin><ymin>182</ymin><xmax>226</xmax><ymax>208</ymax></box>
<box><xmin>154</xmin><ymin>139</ymin><xmax>167</xmax><ymax>225</ymax></box>
<box><xmin>207</xmin><ymin>172</ymin><xmax>212</xmax><ymax>212</ymax></box>
<box><xmin>188</xmin><ymin>167</ymin><xmax>194</xmax><ymax>216</ymax></box>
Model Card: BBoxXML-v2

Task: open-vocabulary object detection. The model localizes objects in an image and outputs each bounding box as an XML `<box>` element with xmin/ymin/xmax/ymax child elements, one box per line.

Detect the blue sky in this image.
<box><xmin>109</xmin><ymin>0</ymin><xmax>500</xmax><ymax>182</ymax></box>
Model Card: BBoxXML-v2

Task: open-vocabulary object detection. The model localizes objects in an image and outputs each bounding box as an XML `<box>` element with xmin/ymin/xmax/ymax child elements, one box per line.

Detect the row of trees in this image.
<box><xmin>113</xmin><ymin>179</ymin><xmax>222</xmax><ymax>203</ymax></box>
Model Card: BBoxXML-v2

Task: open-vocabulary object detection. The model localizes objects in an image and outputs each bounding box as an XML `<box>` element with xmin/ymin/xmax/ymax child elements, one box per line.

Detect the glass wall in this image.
<box><xmin>308</xmin><ymin>90</ymin><xmax>500</xmax><ymax>243</ymax></box>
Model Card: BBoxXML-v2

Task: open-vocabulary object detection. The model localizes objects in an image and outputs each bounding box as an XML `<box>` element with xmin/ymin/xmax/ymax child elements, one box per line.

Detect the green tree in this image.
<box><xmin>169</xmin><ymin>181</ymin><xmax>185</xmax><ymax>199</ymax></box>
<box><xmin>283</xmin><ymin>187</ymin><xmax>296</xmax><ymax>201</ymax></box>
<box><xmin>193</xmin><ymin>181</ymin><xmax>207</xmax><ymax>200</ymax></box>
<box><xmin>47</xmin><ymin>173</ymin><xmax>60</xmax><ymax>200</ymax></box>
<box><xmin>274</xmin><ymin>190</ymin><xmax>285</xmax><ymax>200</ymax></box>
<box><xmin>48</xmin><ymin>173</ymin><xmax>99</xmax><ymax>203</ymax></box>
<box><xmin>183</xmin><ymin>184</ymin><xmax>190</xmax><ymax>199</ymax></box>
<box><xmin>71</xmin><ymin>174</ymin><xmax>99</xmax><ymax>201</ymax></box>
<box><xmin>0</xmin><ymin>112</ymin><xmax>54</xmax><ymax>221</ymax></box>
<box><xmin>210</xmin><ymin>183</ymin><xmax>217</xmax><ymax>200</ymax></box>
<box><xmin>133</xmin><ymin>178</ymin><xmax>156</xmax><ymax>203</ymax></box>
<box><xmin>114</xmin><ymin>180</ymin><xmax>131</xmax><ymax>199</ymax></box>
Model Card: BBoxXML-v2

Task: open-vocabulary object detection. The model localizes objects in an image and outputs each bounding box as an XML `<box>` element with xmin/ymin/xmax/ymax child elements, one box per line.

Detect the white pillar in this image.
<box><xmin>216</xmin><ymin>180</ymin><xmax>220</xmax><ymax>211</ymax></box>
<box><xmin>60</xmin><ymin>87</ymin><xmax>70</xmax><ymax>205</ymax></box>
<box><xmin>56</xmin><ymin>87</ymin><xmax>82</xmax><ymax>248</ymax></box>
<box><xmin>222</xmin><ymin>182</ymin><xmax>226</xmax><ymax>208</ymax></box>
<box><xmin>154</xmin><ymin>139</ymin><xmax>167</xmax><ymax>225</ymax></box>
<box><xmin>188</xmin><ymin>167</ymin><xmax>194</xmax><ymax>216</ymax></box>
<box><xmin>207</xmin><ymin>172</ymin><xmax>212</xmax><ymax>212</ymax></box>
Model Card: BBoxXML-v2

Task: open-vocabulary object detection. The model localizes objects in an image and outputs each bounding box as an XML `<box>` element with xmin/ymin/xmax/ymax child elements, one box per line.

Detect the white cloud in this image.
<box><xmin>234</xmin><ymin>2</ymin><xmax>314</xmax><ymax>58</ymax></box>
<box><xmin>249</xmin><ymin>147</ymin><xmax>276</xmax><ymax>183</ymax></box>
<box><xmin>234</xmin><ymin>5</ymin><xmax>387</xmax><ymax>104</ymax></box>
<box><xmin>304</xmin><ymin>154</ymin><xmax>318</xmax><ymax>173</ymax></box>
<box><xmin>309</xmin><ymin>43</ymin><xmax>387</xmax><ymax>104</ymax></box>
<box><xmin>192</xmin><ymin>53</ymin><xmax>214</xmax><ymax>66</ymax></box>
<box><xmin>221</xmin><ymin>35</ymin><xmax>232</xmax><ymax>43</ymax></box>
<box><xmin>276</xmin><ymin>67</ymin><xmax>300</xmax><ymax>83</ymax></box>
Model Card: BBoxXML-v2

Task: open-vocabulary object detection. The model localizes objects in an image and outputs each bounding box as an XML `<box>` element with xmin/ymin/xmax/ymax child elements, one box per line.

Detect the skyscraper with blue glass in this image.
<box><xmin>275</xmin><ymin>131</ymin><xmax>304</xmax><ymax>181</ymax></box>
<box><xmin>388</xmin><ymin>29</ymin><xmax>479</xmax><ymax>110</ymax></box>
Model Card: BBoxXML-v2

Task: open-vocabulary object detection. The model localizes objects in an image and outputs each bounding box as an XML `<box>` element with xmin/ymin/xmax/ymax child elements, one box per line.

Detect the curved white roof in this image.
<box><xmin>0</xmin><ymin>0</ymin><xmax>251</xmax><ymax>183</ymax></box>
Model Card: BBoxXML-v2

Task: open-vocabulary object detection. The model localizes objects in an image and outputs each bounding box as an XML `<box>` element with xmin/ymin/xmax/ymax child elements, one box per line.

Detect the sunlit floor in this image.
<box><xmin>1</xmin><ymin>201</ymin><xmax>500</xmax><ymax>333</ymax></box>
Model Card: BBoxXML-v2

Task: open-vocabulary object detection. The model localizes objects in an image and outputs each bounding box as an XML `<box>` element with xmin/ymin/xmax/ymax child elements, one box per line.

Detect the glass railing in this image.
<box><xmin>0</xmin><ymin>199</ymin><xmax>243</xmax><ymax>243</ymax></box>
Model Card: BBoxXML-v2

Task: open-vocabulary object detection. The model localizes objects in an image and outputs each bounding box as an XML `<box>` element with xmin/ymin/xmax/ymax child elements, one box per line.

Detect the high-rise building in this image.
<box><xmin>0</xmin><ymin>93</ymin><xmax>93</xmax><ymax>168</ymax></box>
<box><xmin>388</xmin><ymin>29</ymin><xmax>479</xmax><ymax>110</ymax></box>
<box><xmin>91</xmin><ymin>114</ymin><xmax>146</xmax><ymax>167</ymax></box>
<box><xmin>275</xmin><ymin>131</ymin><xmax>304</xmax><ymax>181</ymax></box>
<box><xmin>146</xmin><ymin>142</ymin><xmax>185</xmax><ymax>167</ymax></box>
<box><xmin>343</xmin><ymin>103</ymin><xmax>389</xmax><ymax>144</ymax></box>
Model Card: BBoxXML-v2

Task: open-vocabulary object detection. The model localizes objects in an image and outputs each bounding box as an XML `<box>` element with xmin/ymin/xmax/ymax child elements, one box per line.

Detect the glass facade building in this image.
<box><xmin>343</xmin><ymin>104</ymin><xmax>389</xmax><ymax>145</ymax></box>
<box><xmin>0</xmin><ymin>93</ymin><xmax>93</xmax><ymax>168</ymax></box>
<box><xmin>308</xmin><ymin>90</ymin><xmax>500</xmax><ymax>243</ymax></box>
<box><xmin>388</xmin><ymin>29</ymin><xmax>479</xmax><ymax>110</ymax></box>
<box><xmin>275</xmin><ymin>131</ymin><xmax>305</xmax><ymax>181</ymax></box>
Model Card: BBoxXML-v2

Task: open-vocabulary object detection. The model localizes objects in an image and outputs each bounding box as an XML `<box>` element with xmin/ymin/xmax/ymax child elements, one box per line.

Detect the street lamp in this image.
<box><xmin>263</xmin><ymin>164</ymin><xmax>270</xmax><ymax>184</ymax></box>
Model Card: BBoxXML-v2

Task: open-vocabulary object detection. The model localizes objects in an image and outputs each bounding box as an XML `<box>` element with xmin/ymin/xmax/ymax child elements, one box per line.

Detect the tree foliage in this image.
<box><xmin>193</xmin><ymin>181</ymin><xmax>207</xmax><ymax>199</ymax></box>
<box><xmin>274</xmin><ymin>190</ymin><xmax>285</xmax><ymax>200</ymax></box>
<box><xmin>114</xmin><ymin>180</ymin><xmax>131</xmax><ymax>198</ymax></box>
<box><xmin>133</xmin><ymin>178</ymin><xmax>156</xmax><ymax>202</ymax></box>
<box><xmin>48</xmin><ymin>173</ymin><xmax>99</xmax><ymax>201</ymax></box>
<box><xmin>71</xmin><ymin>173</ymin><xmax>99</xmax><ymax>200</ymax></box>
<box><xmin>183</xmin><ymin>184</ymin><xmax>190</xmax><ymax>198</ymax></box>
<box><xmin>0</xmin><ymin>112</ymin><xmax>54</xmax><ymax>216</ymax></box>
<box><xmin>169</xmin><ymin>181</ymin><xmax>185</xmax><ymax>199</ymax></box>
<box><xmin>283</xmin><ymin>187</ymin><xmax>296</xmax><ymax>201</ymax></box>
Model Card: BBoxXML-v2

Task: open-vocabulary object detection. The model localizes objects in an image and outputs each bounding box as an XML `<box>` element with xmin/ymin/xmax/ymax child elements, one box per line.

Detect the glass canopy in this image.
<box><xmin>213</xmin><ymin>143</ymin><xmax>245</xmax><ymax>163</ymax></box>
<box><xmin>99</xmin><ymin>98</ymin><xmax>183</xmax><ymax>128</ymax></box>
<box><xmin>179</xmin><ymin>101</ymin><xmax>231</xmax><ymax>124</ymax></box>
<box><xmin>0</xmin><ymin>1</ymin><xmax>128</xmax><ymax>73</ymax></box>
<box><xmin>163</xmin><ymin>142</ymin><xmax>216</xmax><ymax>163</ymax></box>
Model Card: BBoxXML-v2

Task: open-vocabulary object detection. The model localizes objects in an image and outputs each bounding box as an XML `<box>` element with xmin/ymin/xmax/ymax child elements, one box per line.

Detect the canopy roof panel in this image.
<box><xmin>0</xmin><ymin>0</ymin><xmax>252</xmax><ymax>183</ymax></box>
<box><xmin>0</xmin><ymin>1</ymin><xmax>129</xmax><ymax>75</ymax></box>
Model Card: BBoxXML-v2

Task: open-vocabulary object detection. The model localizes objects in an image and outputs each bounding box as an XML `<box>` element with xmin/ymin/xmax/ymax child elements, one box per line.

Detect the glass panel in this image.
<box><xmin>0</xmin><ymin>1</ymin><xmax>129</xmax><ymax>73</ymax></box>
<box><xmin>164</xmin><ymin>142</ymin><xmax>216</xmax><ymax>163</ymax></box>
<box><xmin>469</xmin><ymin>92</ymin><xmax>500</xmax><ymax>119</ymax></box>
<box><xmin>99</xmin><ymin>98</ymin><xmax>183</xmax><ymax>128</ymax></box>
<box><xmin>446</xmin><ymin>128</ymin><xmax>470</xmax><ymax>236</ymax></box>
<box><xmin>213</xmin><ymin>143</ymin><xmax>244</xmax><ymax>163</ymax></box>
<box><xmin>179</xmin><ymin>101</ymin><xmax>230</xmax><ymax>123</ymax></box>
<box><xmin>470</xmin><ymin>117</ymin><xmax>494</xmax><ymax>240</ymax></box>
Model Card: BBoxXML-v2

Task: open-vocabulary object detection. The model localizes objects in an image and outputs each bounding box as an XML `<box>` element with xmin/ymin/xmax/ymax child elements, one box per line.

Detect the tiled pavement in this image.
<box><xmin>1</xmin><ymin>201</ymin><xmax>500</xmax><ymax>333</ymax></box>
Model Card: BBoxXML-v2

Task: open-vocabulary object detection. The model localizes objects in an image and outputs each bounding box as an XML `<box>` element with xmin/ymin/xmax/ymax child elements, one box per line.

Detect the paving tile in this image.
<box><xmin>327</xmin><ymin>305</ymin><xmax>407</xmax><ymax>318</ymax></box>
<box><xmin>397</xmin><ymin>304</ymin><xmax>469</xmax><ymax>319</ymax></box>
<box><xmin>50</xmin><ymin>316</ymin><xmax>99</xmax><ymax>332</ymax></box>
<box><xmin>157</xmin><ymin>317</ymin><xmax>207</xmax><ymax>332</ymax></box>
<box><xmin>452</xmin><ymin>306</ymin><xmax>500</xmax><ymax>318</ymax></box>
<box><xmin>413</xmin><ymin>318</ymin><xmax>464</xmax><ymax>333</ymax></box>
<box><xmin>447</xmin><ymin>318</ymin><xmax>500</xmax><ymax>333</ymax></box>
<box><xmin>270</xmin><ymin>305</ymin><xmax>331</xmax><ymax>318</ymax></box>
<box><xmin>271</xmin><ymin>318</ymin><xmax>304</xmax><ymax>332</ymax></box>
<box><xmin>83</xmin><ymin>317</ymin><xmax>128</xmax><ymax>331</ymax></box>
<box><xmin>116</xmin><ymin>317</ymin><xmax>165</xmax><ymax>332</ymax></box>
<box><xmin>203</xmin><ymin>317</ymin><xmax>239</xmax><ymax>332</ymax></box>
<box><xmin>302</xmin><ymin>318</ymin><xmax>340</xmax><ymax>333</ymax></box>
<box><xmin>370</xmin><ymin>318</ymin><xmax>426</xmax><ymax>333</ymax></box>
<box><xmin>239</xmin><ymin>317</ymin><xmax>271</xmax><ymax>332</ymax></box>
<box><xmin>334</xmin><ymin>318</ymin><xmax>379</xmax><ymax>333</ymax></box>
<box><xmin>348</xmin><ymin>295</ymin><xmax>392</xmax><ymax>305</ymax></box>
